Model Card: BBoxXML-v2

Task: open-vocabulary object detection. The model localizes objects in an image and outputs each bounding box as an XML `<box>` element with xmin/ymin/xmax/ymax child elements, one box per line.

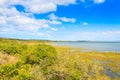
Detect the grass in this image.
<box><xmin>0</xmin><ymin>38</ymin><xmax>120</xmax><ymax>80</ymax></box>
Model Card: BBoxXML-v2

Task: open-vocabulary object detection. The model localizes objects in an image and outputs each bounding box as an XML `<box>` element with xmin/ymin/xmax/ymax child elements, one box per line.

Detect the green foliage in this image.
<box><xmin>16</xmin><ymin>64</ymin><xmax>32</xmax><ymax>80</ymax></box>
<box><xmin>0</xmin><ymin>64</ymin><xmax>18</xmax><ymax>79</ymax></box>
<box><xmin>0</xmin><ymin>39</ymin><xmax>58</xmax><ymax>79</ymax></box>
<box><xmin>0</xmin><ymin>42</ymin><xmax>28</xmax><ymax>55</ymax></box>
<box><xmin>24</xmin><ymin>44</ymin><xmax>57</xmax><ymax>65</ymax></box>
<box><xmin>0</xmin><ymin>63</ymin><xmax>32</xmax><ymax>80</ymax></box>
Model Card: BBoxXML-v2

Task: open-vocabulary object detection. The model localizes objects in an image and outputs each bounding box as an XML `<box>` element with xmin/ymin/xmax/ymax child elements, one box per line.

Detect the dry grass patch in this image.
<box><xmin>0</xmin><ymin>53</ymin><xmax>19</xmax><ymax>65</ymax></box>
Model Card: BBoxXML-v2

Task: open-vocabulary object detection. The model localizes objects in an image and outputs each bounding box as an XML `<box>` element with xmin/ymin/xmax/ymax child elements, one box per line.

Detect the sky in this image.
<box><xmin>0</xmin><ymin>0</ymin><xmax>120</xmax><ymax>41</ymax></box>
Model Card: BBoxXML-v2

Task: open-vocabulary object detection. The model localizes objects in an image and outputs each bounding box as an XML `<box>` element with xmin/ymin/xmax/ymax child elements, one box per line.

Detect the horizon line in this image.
<box><xmin>0</xmin><ymin>37</ymin><xmax>120</xmax><ymax>42</ymax></box>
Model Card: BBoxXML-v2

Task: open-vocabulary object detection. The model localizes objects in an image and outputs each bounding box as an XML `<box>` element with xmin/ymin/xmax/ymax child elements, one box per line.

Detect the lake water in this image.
<box><xmin>53</xmin><ymin>41</ymin><xmax>120</xmax><ymax>53</ymax></box>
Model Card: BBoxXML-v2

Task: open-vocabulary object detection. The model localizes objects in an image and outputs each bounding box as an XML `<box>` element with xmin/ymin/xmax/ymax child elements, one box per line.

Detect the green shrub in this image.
<box><xmin>0</xmin><ymin>63</ymin><xmax>32</xmax><ymax>80</ymax></box>
<box><xmin>25</xmin><ymin>44</ymin><xmax>57</xmax><ymax>65</ymax></box>
<box><xmin>0</xmin><ymin>64</ymin><xmax>18</xmax><ymax>79</ymax></box>
<box><xmin>0</xmin><ymin>43</ymin><xmax>28</xmax><ymax>55</ymax></box>
<box><xmin>16</xmin><ymin>64</ymin><xmax>32</xmax><ymax>80</ymax></box>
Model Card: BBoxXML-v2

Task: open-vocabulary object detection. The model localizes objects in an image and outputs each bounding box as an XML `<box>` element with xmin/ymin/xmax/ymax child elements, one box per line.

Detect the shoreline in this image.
<box><xmin>52</xmin><ymin>41</ymin><xmax>120</xmax><ymax>53</ymax></box>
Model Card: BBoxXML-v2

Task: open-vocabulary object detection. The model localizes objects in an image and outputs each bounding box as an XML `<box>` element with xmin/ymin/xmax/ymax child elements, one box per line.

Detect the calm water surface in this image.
<box><xmin>53</xmin><ymin>42</ymin><xmax>120</xmax><ymax>52</ymax></box>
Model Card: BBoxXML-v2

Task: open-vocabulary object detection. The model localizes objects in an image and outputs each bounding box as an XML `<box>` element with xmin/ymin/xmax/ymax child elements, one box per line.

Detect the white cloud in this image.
<box><xmin>6</xmin><ymin>0</ymin><xmax>76</xmax><ymax>14</ymax></box>
<box><xmin>48</xmin><ymin>13</ymin><xmax>76</xmax><ymax>23</ymax></box>
<box><xmin>0</xmin><ymin>14</ymin><xmax>50</xmax><ymax>32</ymax></box>
<box><xmin>49</xmin><ymin>13</ymin><xmax>58</xmax><ymax>21</ymax></box>
<box><xmin>0</xmin><ymin>0</ymin><xmax>5</xmax><ymax>6</ymax></box>
<box><xmin>0</xmin><ymin>5</ymin><xmax>51</xmax><ymax>37</ymax></box>
<box><xmin>0</xmin><ymin>0</ymin><xmax>105</xmax><ymax>15</ymax></box>
<box><xmin>80</xmin><ymin>0</ymin><xmax>106</xmax><ymax>4</ymax></box>
<box><xmin>48</xmin><ymin>20</ymin><xmax>62</xmax><ymax>25</ymax></box>
<box><xmin>25</xmin><ymin>2</ymin><xmax>57</xmax><ymax>14</ymax></box>
<box><xmin>47</xmin><ymin>0</ymin><xmax>76</xmax><ymax>5</ymax></box>
<box><xmin>83</xmin><ymin>22</ymin><xmax>88</xmax><ymax>26</ymax></box>
<box><xmin>60</xmin><ymin>17</ymin><xmax>76</xmax><ymax>23</ymax></box>
<box><xmin>51</xmin><ymin>28</ymin><xmax>58</xmax><ymax>31</ymax></box>
<box><xmin>0</xmin><ymin>0</ymin><xmax>76</xmax><ymax>38</ymax></box>
<box><xmin>94</xmin><ymin>0</ymin><xmax>105</xmax><ymax>4</ymax></box>
<box><xmin>0</xmin><ymin>17</ymin><xmax>6</xmax><ymax>24</ymax></box>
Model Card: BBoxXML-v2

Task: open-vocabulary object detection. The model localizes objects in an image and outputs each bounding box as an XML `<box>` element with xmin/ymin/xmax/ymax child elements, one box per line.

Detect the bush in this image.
<box><xmin>0</xmin><ymin>42</ymin><xmax>28</xmax><ymax>55</ymax></box>
<box><xmin>25</xmin><ymin>44</ymin><xmax>57</xmax><ymax>65</ymax></box>
<box><xmin>0</xmin><ymin>63</ymin><xmax>32</xmax><ymax>80</ymax></box>
<box><xmin>0</xmin><ymin>64</ymin><xmax>18</xmax><ymax>79</ymax></box>
<box><xmin>16</xmin><ymin>64</ymin><xmax>32</xmax><ymax>80</ymax></box>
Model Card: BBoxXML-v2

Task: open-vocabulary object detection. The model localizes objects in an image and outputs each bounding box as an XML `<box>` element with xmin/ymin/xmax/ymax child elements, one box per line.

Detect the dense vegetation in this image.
<box><xmin>0</xmin><ymin>38</ymin><xmax>120</xmax><ymax>80</ymax></box>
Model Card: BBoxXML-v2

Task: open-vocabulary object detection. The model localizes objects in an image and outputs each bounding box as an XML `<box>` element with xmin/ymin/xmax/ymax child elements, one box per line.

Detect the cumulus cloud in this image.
<box><xmin>5</xmin><ymin>0</ymin><xmax>76</xmax><ymax>14</ymax></box>
<box><xmin>51</xmin><ymin>28</ymin><xmax>58</xmax><ymax>31</ymax></box>
<box><xmin>0</xmin><ymin>0</ymin><xmax>107</xmax><ymax>39</ymax></box>
<box><xmin>49</xmin><ymin>13</ymin><xmax>76</xmax><ymax>23</ymax></box>
<box><xmin>0</xmin><ymin>0</ymin><xmax>76</xmax><ymax>38</ymax></box>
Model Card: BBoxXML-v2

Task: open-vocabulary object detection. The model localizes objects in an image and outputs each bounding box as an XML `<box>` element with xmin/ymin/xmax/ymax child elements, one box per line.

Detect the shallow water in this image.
<box><xmin>53</xmin><ymin>41</ymin><xmax>120</xmax><ymax>53</ymax></box>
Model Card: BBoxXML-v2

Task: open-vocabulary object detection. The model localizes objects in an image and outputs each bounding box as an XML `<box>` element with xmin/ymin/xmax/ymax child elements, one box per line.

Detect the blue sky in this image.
<box><xmin>0</xmin><ymin>0</ymin><xmax>120</xmax><ymax>41</ymax></box>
